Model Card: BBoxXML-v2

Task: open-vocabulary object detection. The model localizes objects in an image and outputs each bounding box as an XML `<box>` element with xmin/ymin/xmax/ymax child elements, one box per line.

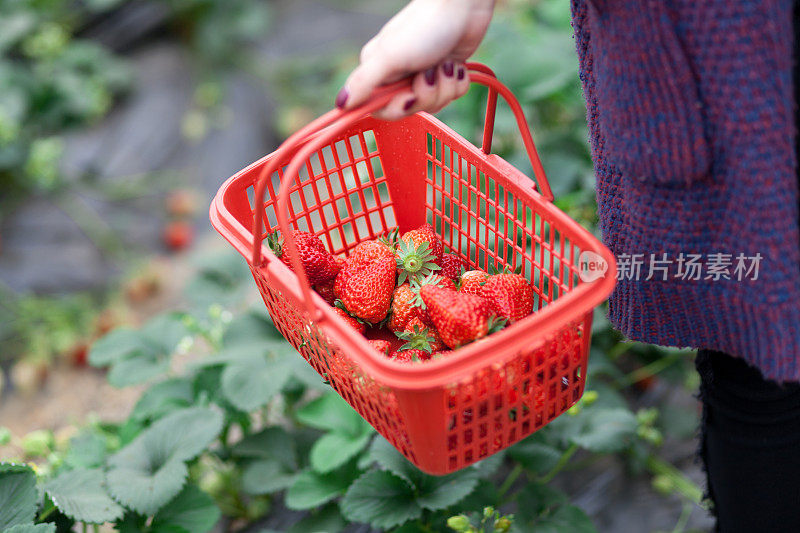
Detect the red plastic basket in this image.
<box><xmin>210</xmin><ymin>63</ymin><xmax>616</xmax><ymax>475</ymax></box>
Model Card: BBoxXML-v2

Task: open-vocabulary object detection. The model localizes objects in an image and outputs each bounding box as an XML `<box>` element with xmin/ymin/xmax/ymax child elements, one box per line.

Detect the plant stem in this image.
<box><xmin>497</xmin><ymin>464</ymin><xmax>524</xmax><ymax>498</ymax></box>
<box><xmin>37</xmin><ymin>504</ymin><xmax>57</xmax><ymax>522</ymax></box>
<box><xmin>672</xmin><ymin>502</ymin><xmax>693</xmax><ymax>533</ymax></box>
<box><xmin>615</xmin><ymin>351</ymin><xmax>684</xmax><ymax>389</ymax></box>
<box><xmin>539</xmin><ymin>443</ymin><xmax>579</xmax><ymax>484</ymax></box>
<box><xmin>645</xmin><ymin>454</ymin><xmax>704</xmax><ymax>504</ymax></box>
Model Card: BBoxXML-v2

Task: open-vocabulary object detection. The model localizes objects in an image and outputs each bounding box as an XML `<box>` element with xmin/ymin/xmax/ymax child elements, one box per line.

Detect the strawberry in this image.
<box><xmin>401</xmin><ymin>224</ymin><xmax>443</xmax><ymax>263</ymax></box>
<box><xmin>348</xmin><ymin>240</ymin><xmax>395</xmax><ymax>265</ymax></box>
<box><xmin>440</xmin><ymin>252</ymin><xmax>467</xmax><ymax>280</ymax></box>
<box><xmin>163</xmin><ymin>221</ymin><xmax>193</xmax><ymax>251</ymax></box>
<box><xmin>314</xmin><ymin>279</ymin><xmax>337</xmax><ymax>306</ymax></box>
<box><xmin>409</xmin><ymin>273</ymin><xmax>457</xmax><ymax>324</ymax></box>
<box><xmin>389</xmin><ymin>348</ymin><xmax>431</xmax><ymax>363</ymax></box>
<box><xmin>368</xmin><ymin>339</ymin><xmax>392</xmax><ymax>356</ymax></box>
<box><xmin>395</xmin><ymin>319</ymin><xmax>444</xmax><ymax>353</ymax></box>
<box><xmin>334</xmin><ymin>256</ymin><xmax>396</xmax><ymax>323</ymax></box>
<box><xmin>395</xmin><ymin>238</ymin><xmax>441</xmax><ymax>286</ymax></box>
<box><xmin>459</xmin><ymin>270</ymin><xmax>489</xmax><ymax>296</ymax></box>
<box><xmin>387</xmin><ymin>283</ymin><xmax>424</xmax><ymax>332</ymax></box>
<box><xmin>420</xmin><ymin>285</ymin><xmax>506</xmax><ymax>349</ymax></box>
<box><xmin>479</xmin><ymin>273</ymin><xmax>534</xmax><ymax>323</ymax></box>
<box><xmin>332</xmin><ymin>307</ymin><xmax>366</xmax><ymax>334</ymax></box>
<box><xmin>268</xmin><ymin>231</ymin><xmax>340</xmax><ymax>286</ymax></box>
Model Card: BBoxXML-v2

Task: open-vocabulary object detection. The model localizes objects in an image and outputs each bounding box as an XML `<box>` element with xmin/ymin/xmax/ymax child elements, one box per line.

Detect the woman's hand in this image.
<box><xmin>336</xmin><ymin>0</ymin><xmax>495</xmax><ymax>120</ymax></box>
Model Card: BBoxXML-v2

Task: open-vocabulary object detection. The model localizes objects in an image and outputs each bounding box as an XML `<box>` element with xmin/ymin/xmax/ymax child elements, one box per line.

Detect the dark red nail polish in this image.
<box><xmin>335</xmin><ymin>87</ymin><xmax>349</xmax><ymax>108</ymax></box>
<box><xmin>457</xmin><ymin>67</ymin><xmax>465</xmax><ymax>80</ymax></box>
<box><xmin>443</xmin><ymin>61</ymin><xmax>454</xmax><ymax>77</ymax></box>
<box><xmin>424</xmin><ymin>68</ymin><xmax>437</xmax><ymax>86</ymax></box>
<box><xmin>403</xmin><ymin>97</ymin><xmax>417</xmax><ymax>111</ymax></box>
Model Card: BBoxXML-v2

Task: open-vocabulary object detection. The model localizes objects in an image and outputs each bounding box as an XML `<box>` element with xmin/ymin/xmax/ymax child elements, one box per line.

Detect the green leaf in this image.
<box><xmin>515</xmin><ymin>483</ymin><xmax>568</xmax><ymax>523</ymax></box>
<box><xmin>241</xmin><ymin>459</ymin><xmax>296</xmax><ymax>495</ymax></box>
<box><xmin>88</xmin><ymin>328</ymin><xmax>144</xmax><ymax>367</ymax></box>
<box><xmin>366</xmin><ymin>436</ymin><xmax>421</xmax><ymax>486</ymax></box>
<box><xmin>287</xmin><ymin>502</ymin><xmax>345</xmax><ymax>533</ymax></box>
<box><xmin>151</xmin><ymin>484</ymin><xmax>221</xmax><ymax>533</ymax></box>
<box><xmin>107</xmin><ymin>354</ymin><xmax>170</xmax><ymax>388</ymax></box>
<box><xmin>63</xmin><ymin>432</ymin><xmax>107</xmax><ymax>469</ymax></box>
<box><xmin>285</xmin><ymin>465</ymin><xmax>357</xmax><ymax>510</ymax></box>
<box><xmin>5</xmin><ymin>525</ymin><xmax>57</xmax><ymax>533</ymax></box>
<box><xmin>296</xmin><ymin>393</ymin><xmax>365</xmax><ymax>435</ymax></box>
<box><xmin>106</xmin><ymin>407</ymin><xmax>223</xmax><ymax>514</ymax></box>
<box><xmin>131</xmin><ymin>378</ymin><xmax>195</xmax><ymax>423</ymax></box>
<box><xmin>507</xmin><ymin>437</ymin><xmax>562</xmax><ymax>473</ymax></box>
<box><xmin>140</xmin><ymin>314</ymin><xmax>189</xmax><ymax>354</ymax></box>
<box><xmin>570</xmin><ymin>408</ymin><xmax>637</xmax><ymax>453</ymax></box>
<box><xmin>0</xmin><ymin>463</ymin><xmax>37</xmax><ymax>529</ymax></box>
<box><xmin>221</xmin><ymin>353</ymin><xmax>291</xmax><ymax>411</ymax></box>
<box><xmin>231</xmin><ymin>426</ymin><xmax>297</xmax><ymax>468</ymax></box>
<box><xmin>222</xmin><ymin>310</ymin><xmax>283</xmax><ymax>348</ymax></box>
<box><xmin>340</xmin><ymin>470</ymin><xmax>421</xmax><ymax>529</ymax></box>
<box><xmin>44</xmin><ymin>468</ymin><xmax>124</xmax><ymax>523</ymax></box>
<box><xmin>532</xmin><ymin>505</ymin><xmax>597</xmax><ymax>533</ymax></box>
<box><xmin>414</xmin><ymin>469</ymin><xmax>480</xmax><ymax>511</ymax></box>
<box><xmin>310</xmin><ymin>429</ymin><xmax>372</xmax><ymax>474</ymax></box>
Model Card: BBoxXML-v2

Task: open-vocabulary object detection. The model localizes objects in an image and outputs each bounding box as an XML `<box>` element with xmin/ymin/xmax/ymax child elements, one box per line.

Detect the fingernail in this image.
<box><xmin>443</xmin><ymin>61</ymin><xmax>454</xmax><ymax>77</ymax></box>
<box><xmin>424</xmin><ymin>68</ymin><xmax>437</xmax><ymax>86</ymax></box>
<box><xmin>335</xmin><ymin>87</ymin><xmax>349</xmax><ymax>109</ymax></box>
<box><xmin>457</xmin><ymin>66</ymin><xmax>465</xmax><ymax>80</ymax></box>
<box><xmin>403</xmin><ymin>97</ymin><xmax>417</xmax><ymax>111</ymax></box>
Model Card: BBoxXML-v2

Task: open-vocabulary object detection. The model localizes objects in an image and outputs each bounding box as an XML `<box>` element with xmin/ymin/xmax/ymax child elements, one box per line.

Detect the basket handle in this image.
<box><xmin>253</xmin><ymin>63</ymin><xmax>553</xmax><ymax>319</ymax></box>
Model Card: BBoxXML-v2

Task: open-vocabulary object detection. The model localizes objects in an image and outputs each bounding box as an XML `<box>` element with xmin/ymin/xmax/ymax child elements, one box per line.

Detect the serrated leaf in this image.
<box><xmin>88</xmin><ymin>328</ymin><xmax>144</xmax><ymax>367</ymax></box>
<box><xmin>221</xmin><ymin>354</ymin><xmax>291</xmax><ymax>411</ymax></box>
<box><xmin>287</xmin><ymin>502</ymin><xmax>345</xmax><ymax>533</ymax></box>
<box><xmin>151</xmin><ymin>484</ymin><xmax>221</xmax><ymax>533</ymax></box>
<box><xmin>106</xmin><ymin>407</ymin><xmax>223</xmax><ymax>514</ymax></box>
<box><xmin>531</xmin><ymin>505</ymin><xmax>597</xmax><ymax>533</ymax></box>
<box><xmin>310</xmin><ymin>429</ymin><xmax>372</xmax><ymax>474</ymax></box>
<box><xmin>64</xmin><ymin>432</ymin><xmax>107</xmax><ymax>469</ymax></box>
<box><xmin>108</xmin><ymin>354</ymin><xmax>170</xmax><ymax>387</ymax></box>
<box><xmin>241</xmin><ymin>459</ymin><xmax>296</xmax><ymax>495</ymax></box>
<box><xmin>0</xmin><ymin>463</ymin><xmax>37</xmax><ymax>529</ymax></box>
<box><xmin>285</xmin><ymin>466</ymin><xmax>356</xmax><ymax>510</ymax></box>
<box><xmin>131</xmin><ymin>378</ymin><xmax>195</xmax><ymax>423</ymax></box>
<box><xmin>366</xmin><ymin>436</ymin><xmax>419</xmax><ymax>485</ymax></box>
<box><xmin>223</xmin><ymin>310</ymin><xmax>283</xmax><ymax>348</ymax></box>
<box><xmin>140</xmin><ymin>314</ymin><xmax>189</xmax><ymax>354</ymax></box>
<box><xmin>415</xmin><ymin>469</ymin><xmax>480</xmax><ymax>511</ymax></box>
<box><xmin>296</xmin><ymin>393</ymin><xmax>364</xmax><ymax>435</ymax></box>
<box><xmin>5</xmin><ymin>524</ymin><xmax>57</xmax><ymax>533</ymax></box>
<box><xmin>231</xmin><ymin>426</ymin><xmax>296</xmax><ymax>467</ymax></box>
<box><xmin>570</xmin><ymin>408</ymin><xmax>637</xmax><ymax>453</ymax></box>
<box><xmin>515</xmin><ymin>483</ymin><xmax>568</xmax><ymax>523</ymax></box>
<box><xmin>107</xmin><ymin>456</ymin><xmax>188</xmax><ymax>516</ymax></box>
<box><xmin>44</xmin><ymin>468</ymin><xmax>124</xmax><ymax>523</ymax></box>
<box><xmin>507</xmin><ymin>436</ymin><xmax>561</xmax><ymax>473</ymax></box>
<box><xmin>340</xmin><ymin>470</ymin><xmax>421</xmax><ymax>529</ymax></box>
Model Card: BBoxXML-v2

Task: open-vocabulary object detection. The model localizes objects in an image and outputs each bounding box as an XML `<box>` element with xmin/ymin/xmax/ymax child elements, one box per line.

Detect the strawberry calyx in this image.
<box><xmin>395</xmin><ymin>324</ymin><xmax>436</xmax><ymax>353</ymax></box>
<box><xmin>265</xmin><ymin>231</ymin><xmax>283</xmax><ymax>258</ymax></box>
<box><xmin>488</xmin><ymin>263</ymin><xmax>523</xmax><ymax>276</ymax></box>
<box><xmin>334</xmin><ymin>299</ymin><xmax>370</xmax><ymax>327</ymax></box>
<box><xmin>487</xmin><ymin>315</ymin><xmax>509</xmax><ymax>334</ymax></box>
<box><xmin>395</xmin><ymin>238</ymin><xmax>441</xmax><ymax>285</ymax></box>
<box><xmin>378</xmin><ymin>227</ymin><xmax>400</xmax><ymax>251</ymax></box>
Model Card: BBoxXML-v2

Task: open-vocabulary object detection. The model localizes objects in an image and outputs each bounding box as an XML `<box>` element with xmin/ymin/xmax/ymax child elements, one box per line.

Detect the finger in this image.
<box><xmin>372</xmin><ymin>91</ymin><xmax>418</xmax><ymax>121</ymax></box>
<box><xmin>427</xmin><ymin>60</ymin><xmax>460</xmax><ymax>114</ymax></box>
<box><xmin>453</xmin><ymin>61</ymin><xmax>470</xmax><ymax>99</ymax></box>
<box><xmin>337</xmin><ymin>57</ymin><xmax>393</xmax><ymax>110</ymax></box>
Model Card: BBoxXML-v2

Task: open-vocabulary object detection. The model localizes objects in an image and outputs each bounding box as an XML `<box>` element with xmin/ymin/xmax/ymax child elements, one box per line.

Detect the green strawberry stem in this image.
<box><xmin>395</xmin><ymin>325</ymin><xmax>435</xmax><ymax>353</ymax></box>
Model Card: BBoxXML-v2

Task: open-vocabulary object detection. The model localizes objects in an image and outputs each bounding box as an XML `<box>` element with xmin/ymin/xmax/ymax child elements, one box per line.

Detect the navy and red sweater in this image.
<box><xmin>570</xmin><ymin>1</ymin><xmax>800</xmax><ymax>381</ymax></box>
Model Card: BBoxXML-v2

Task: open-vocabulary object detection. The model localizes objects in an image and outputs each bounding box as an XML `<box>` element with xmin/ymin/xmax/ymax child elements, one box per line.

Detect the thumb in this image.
<box><xmin>337</xmin><ymin>58</ymin><xmax>396</xmax><ymax>110</ymax></box>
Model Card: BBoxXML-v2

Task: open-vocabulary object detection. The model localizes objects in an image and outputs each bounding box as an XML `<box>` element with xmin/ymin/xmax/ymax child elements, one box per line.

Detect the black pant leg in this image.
<box><xmin>696</xmin><ymin>349</ymin><xmax>800</xmax><ymax>533</ymax></box>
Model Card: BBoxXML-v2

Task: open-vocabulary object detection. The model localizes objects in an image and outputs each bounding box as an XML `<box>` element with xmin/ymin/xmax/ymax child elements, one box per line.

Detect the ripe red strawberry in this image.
<box><xmin>335</xmin><ymin>256</ymin><xmax>396</xmax><ymax>323</ymax></box>
<box><xmin>348</xmin><ymin>240</ymin><xmax>395</xmax><ymax>265</ymax></box>
<box><xmin>420</xmin><ymin>285</ymin><xmax>504</xmax><ymax>349</ymax></box>
<box><xmin>314</xmin><ymin>279</ymin><xmax>337</xmax><ymax>306</ymax></box>
<box><xmin>388</xmin><ymin>283</ymin><xmax>424</xmax><ymax>332</ymax></box>
<box><xmin>389</xmin><ymin>348</ymin><xmax>431</xmax><ymax>363</ymax></box>
<box><xmin>395</xmin><ymin>319</ymin><xmax>444</xmax><ymax>353</ymax></box>
<box><xmin>479</xmin><ymin>273</ymin><xmax>534</xmax><ymax>323</ymax></box>
<box><xmin>368</xmin><ymin>339</ymin><xmax>392</xmax><ymax>356</ymax></box>
<box><xmin>440</xmin><ymin>252</ymin><xmax>467</xmax><ymax>280</ymax></box>
<box><xmin>401</xmin><ymin>224</ymin><xmax>443</xmax><ymax>263</ymax></box>
<box><xmin>459</xmin><ymin>270</ymin><xmax>489</xmax><ymax>296</ymax></box>
<box><xmin>268</xmin><ymin>230</ymin><xmax>340</xmax><ymax>285</ymax></box>
<box><xmin>410</xmin><ymin>273</ymin><xmax>458</xmax><ymax>324</ymax></box>
<box><xmin>163</xmin><ymin>221</ymin><xmax>193</xmax><ymax>251</ymax></box>
<box><xmin>333</xmin><ymin>307</ymin><xmax>366</xmax><ymax>334</ymax></box>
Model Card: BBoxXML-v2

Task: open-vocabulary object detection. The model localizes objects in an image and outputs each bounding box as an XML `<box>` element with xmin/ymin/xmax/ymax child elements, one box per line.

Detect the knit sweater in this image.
<box><xmin>569</xmin><ymin>0</ymin><xmax>800</xmax><ymax>382</ymax></box>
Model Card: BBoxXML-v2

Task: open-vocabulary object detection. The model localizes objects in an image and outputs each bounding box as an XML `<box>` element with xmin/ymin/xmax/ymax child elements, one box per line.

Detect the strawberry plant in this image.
<box><xmin>0</xmin><ymin>250</ymin><xmax>704</xmax><ymax>532</ymax></box>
